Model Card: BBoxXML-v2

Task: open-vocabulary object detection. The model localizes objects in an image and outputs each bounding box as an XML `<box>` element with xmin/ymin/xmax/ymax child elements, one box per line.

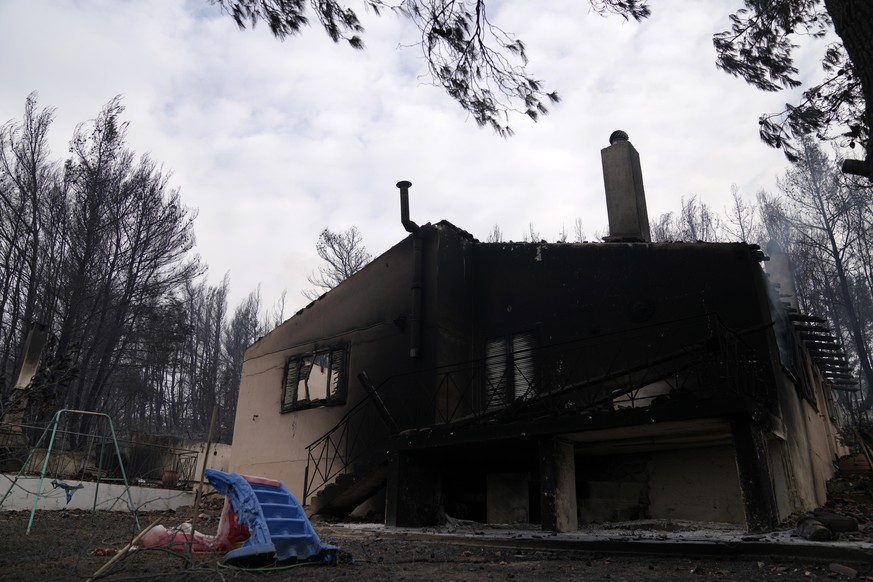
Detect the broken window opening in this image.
<box><xmin>281</xmin><ymin>346</ymin><xmax>348</xmax><ymax>412</ymax></box>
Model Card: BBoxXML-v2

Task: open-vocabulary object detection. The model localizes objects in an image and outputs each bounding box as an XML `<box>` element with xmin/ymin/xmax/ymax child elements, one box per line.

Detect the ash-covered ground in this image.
<box><xmin>1</xmin><ymin>503</ymin><xmax>871</xmax><ymax>582</ymax></box>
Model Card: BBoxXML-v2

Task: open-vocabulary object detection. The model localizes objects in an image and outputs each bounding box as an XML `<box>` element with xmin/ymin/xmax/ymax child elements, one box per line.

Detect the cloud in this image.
<box><xmin>0</xmin><ymin>0</ymin><xmax>830</xmax><ymax>314</ymax></box>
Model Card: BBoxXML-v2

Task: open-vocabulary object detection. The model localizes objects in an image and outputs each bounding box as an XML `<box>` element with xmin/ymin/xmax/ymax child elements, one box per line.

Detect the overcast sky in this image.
<box><xmin>0</xmin><ymin>0</ymin><xmax>829</xmax><ymax>315</ymax></box>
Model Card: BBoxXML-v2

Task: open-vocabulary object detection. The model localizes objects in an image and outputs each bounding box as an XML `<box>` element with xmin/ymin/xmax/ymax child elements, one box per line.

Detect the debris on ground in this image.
<box><xmin>829</xmin><ymin>562</ymin><xmax>859</xmax><ymax>577</ymax></box>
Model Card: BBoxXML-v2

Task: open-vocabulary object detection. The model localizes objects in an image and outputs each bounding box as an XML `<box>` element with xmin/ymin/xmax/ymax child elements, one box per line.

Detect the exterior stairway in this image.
<box><xmin>306</xmin><ymin>460</ymin><xmax>387</xmax><ymax>518</ymax></box>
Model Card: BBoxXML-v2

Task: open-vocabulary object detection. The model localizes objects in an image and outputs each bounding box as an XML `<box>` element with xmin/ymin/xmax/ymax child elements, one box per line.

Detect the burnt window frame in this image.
<box><xmin>281</xmin><ymin>345</ymin><xmax>349</xmax><ymax>413</ymax></box>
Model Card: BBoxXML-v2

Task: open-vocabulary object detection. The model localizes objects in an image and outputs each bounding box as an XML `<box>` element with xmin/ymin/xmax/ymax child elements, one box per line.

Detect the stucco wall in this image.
<box><xmin>230</xmin><ymin>225</ymin><xmax>467</xmax><ymax>498</ymax></box>
<box><xmin>807</xmin><ymin>379</ymin><xmax>848</xmax><ymax>476</ymax></box>
<box><xmin>577</xmin><ymin>445</ymin><xmax>745</xmax><ymax>525</ymax></box>
<box><xmin>177</xmin><ymin>440</ymin><xmax>232</xmax><ymax>480</ymax></box>
<box><xmin>647</xmin><ymin>445</ymin><xmax>745</xmax><ymax>524</ymax></box>
<box><xmin>767</xmin><ymin>368</ymin><xmax>846</xmax><ymax>520</ymax></box>
<box><xmin>0</xmin><ymin>475</ymin><xmax>194</xmax><ymax>512</ymax></box>
<box><xmin>231</xmin><ymin>348</ymin><xmax>349</xmax><ymax>495</ymax></box>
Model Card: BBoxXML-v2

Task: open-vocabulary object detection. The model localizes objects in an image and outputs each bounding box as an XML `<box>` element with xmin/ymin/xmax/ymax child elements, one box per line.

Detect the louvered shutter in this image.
<box><xmin>485</xmin><ymin>337</ymin><xmax>508</xmax><ymax>410</ymax></box>
<box><xmin>282</xmin><ymin>360</ymin><xmax>300</xmax><ymax>410</ymax></box>
<box><xmin>329</xmin><ymin>348</ymin><xmax>347</xmax><ymax>400</ymax></box>
<box><xmin>512</xmin><ymin>332</ymin><xmax>536</xmax><ymax>399</ymax></box>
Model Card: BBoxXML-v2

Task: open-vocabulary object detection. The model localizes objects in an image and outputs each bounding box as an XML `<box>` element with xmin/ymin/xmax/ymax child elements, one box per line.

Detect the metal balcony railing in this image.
<box><xmin>303</xmin><ymin>313</ymin><xmax>772</xmax><ymax>504</ymax></box>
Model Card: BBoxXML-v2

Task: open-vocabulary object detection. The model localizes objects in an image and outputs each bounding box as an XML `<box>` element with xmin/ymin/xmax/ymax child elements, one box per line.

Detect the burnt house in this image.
<box><xmin>229</xmin><ymin>133</ymin><xmax>849</xmax><ymax>532</ymax></box>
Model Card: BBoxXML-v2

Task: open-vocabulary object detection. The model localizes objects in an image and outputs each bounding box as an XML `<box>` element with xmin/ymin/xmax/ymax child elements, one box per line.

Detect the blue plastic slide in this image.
<box><xmin>205</xmin><ymin>469</ymin><xmax>337</xmax><ymax>566</ymax></box>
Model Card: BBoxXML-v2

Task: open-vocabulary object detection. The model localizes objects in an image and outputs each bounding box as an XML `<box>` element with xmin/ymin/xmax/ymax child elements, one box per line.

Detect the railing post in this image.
<box><xmin>358</xmin><ymin>371</ymin><xmax>399</xmax><ymax>434</ymax></box>
<box><xmin>303</xmin><ymin>461</ymin><xmax>310</xmax><ymax>506</ymax></box>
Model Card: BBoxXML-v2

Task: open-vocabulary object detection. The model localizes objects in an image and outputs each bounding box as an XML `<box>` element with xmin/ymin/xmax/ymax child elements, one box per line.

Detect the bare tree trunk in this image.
<box><xmin>825</xmin><ymin>0</ymin><xmax>873</xmax><ymax>176</ymax></box>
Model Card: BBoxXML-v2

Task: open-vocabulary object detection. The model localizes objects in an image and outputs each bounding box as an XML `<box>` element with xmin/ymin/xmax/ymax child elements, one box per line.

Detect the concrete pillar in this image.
<box><xmin>539</xmin><ymin>438</ymin><xmax>578</xmax><ymax>532</ymax></box>
<box><xmin>601</xmin><ymin>130</ymin><xmax>651</xmax><ymax>243</ymax></box>
<box><xmin>731</xmin><ymin>420</ymin><xmax>779</xmax><ymax>532</ymax></box>
<box><xmin>385</xmin><ymin>450</ymin><xmax>441</xmax><ymax>527</ymax></box>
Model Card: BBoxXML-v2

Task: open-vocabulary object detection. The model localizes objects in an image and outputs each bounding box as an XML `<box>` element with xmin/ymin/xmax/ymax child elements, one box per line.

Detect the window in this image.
<box><xmin>281</xmin><ymin>346</ymin><xmax>348</xmax><ymax>412</ymax></box>
<box><xmin>484</xmin><ymin>332</ymin><xmax>536</xmax><ymax>410</ymax></box>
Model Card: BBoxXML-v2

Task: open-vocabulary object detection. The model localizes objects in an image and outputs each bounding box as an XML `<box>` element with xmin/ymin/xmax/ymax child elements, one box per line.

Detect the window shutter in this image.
<box><xmin>485</xmin><ymin>337</ymin><xmax>508</xmax><ymax>409</ymax></box>
<box><xmin>512</xmin><ymin>332</ymin><xmax>536</xmax><ymax>399</ymax></box>
<box><xmin>282</xmin><ymin>360</ymin><xmax>300</xmax><ymax>410</ymax></box>
<box><xmin>329</xmin><ymin>348</ymin><xmax>347</xmax><ymax>400</ymax></box>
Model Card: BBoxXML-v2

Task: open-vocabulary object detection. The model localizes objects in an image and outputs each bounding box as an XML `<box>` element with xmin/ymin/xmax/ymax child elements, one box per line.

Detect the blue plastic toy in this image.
<box><xmin>205</xmin><ymin>469</ymin><xmax>337</xmax><ymax>566</ymax></box>
<box><xmin>50</xmin><ymin>479</ymin><xmax>84</xmax><ymax>504</ymax></box>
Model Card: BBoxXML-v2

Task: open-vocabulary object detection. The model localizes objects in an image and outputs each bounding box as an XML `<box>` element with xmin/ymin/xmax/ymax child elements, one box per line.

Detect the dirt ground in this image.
<box><xmin>1</xmin><ymin>507</ymin><xmax>871</xmax><ymax>582</ymax></box>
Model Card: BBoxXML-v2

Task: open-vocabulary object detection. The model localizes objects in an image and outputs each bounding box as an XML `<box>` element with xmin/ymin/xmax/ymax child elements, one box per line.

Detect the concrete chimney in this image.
<box><xmin>601</xmin><ymin>130</ymin><xmax>651</xmax><ymax>243</ymax></box>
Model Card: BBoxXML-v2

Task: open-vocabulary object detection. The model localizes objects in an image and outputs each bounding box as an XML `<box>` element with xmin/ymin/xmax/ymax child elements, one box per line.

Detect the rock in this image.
<box><xmin>828</xmin><ymin>563</ymin><xmax>857</xmax><ymax>578</ymax></box>
<box><xmin>811</xmin><ymin>510</ymin><xmax>859</xmax><ymax>533</ymax></box>
<box><xmin>795</xmin><ymin>516</ymin><xmax>833</xmax><ymax>541</ymax></box>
